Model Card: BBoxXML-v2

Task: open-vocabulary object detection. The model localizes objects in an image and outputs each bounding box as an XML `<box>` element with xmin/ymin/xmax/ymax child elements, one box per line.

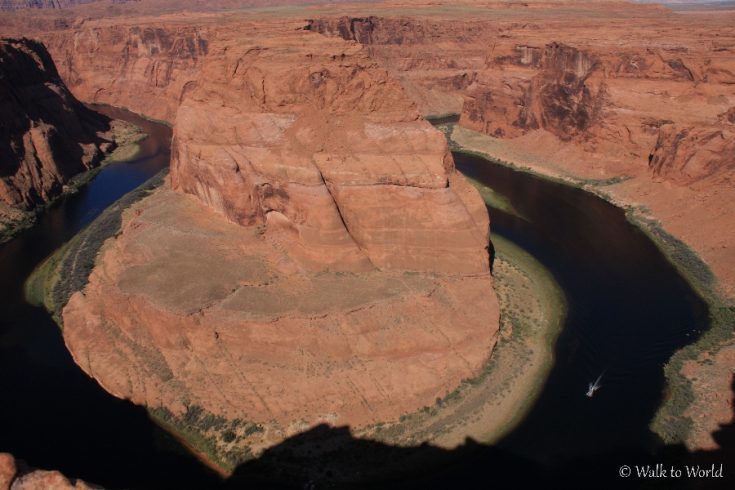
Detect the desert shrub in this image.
<box><xmin>222</xmin><ymin>430</ymin><xmax>236</xmax><ymax>443</ymax></box>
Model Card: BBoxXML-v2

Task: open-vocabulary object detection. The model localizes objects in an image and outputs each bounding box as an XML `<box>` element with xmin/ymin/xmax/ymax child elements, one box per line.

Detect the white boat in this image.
<box><xmin>586</xmin><ymin>372</ymin><xmax>604</xmax><ymax>397</ymax></box>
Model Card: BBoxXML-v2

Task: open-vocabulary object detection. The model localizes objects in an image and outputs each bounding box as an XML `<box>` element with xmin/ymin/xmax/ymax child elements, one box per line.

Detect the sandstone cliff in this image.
<box><xmin>649</xmin><ymin>122</ymin><xmax>735</xmax><ymax>185</ymax></box>
<box><xmin>171</xmin><ymin>24</ymin><xmax>490</xmax><ymax>273</ymax></box>
<box><xmin>0</xmin><ymin>0</ymin><xmax>97</xmax><ymax>10</ymax></box>
<box><xmin>307</xmin><ymin>6</ymin><xmax>735</xmax><ymax>290</ymax></box>
<box><xmin>42</xmin><ymin>23</ymin><xmax>208</xmax><ymax>122</ymax></box>
<box><xmin>14</xmin><ymin>0</ymin><xmax>732</xmax><ymax>460</ymax></box>
<box><xmin>0</xmin><ymin>37</ymin><xmax>117</xmax><ymax>239</ymax></box>
<box><xmin>308</xmin><ymin>8</ymin><xmax>734</xmax><ymax>186</ymax></box>
<box><xmin>463</xmin><ymin>42</ymin><xmax>607</xmax><ymax>141</ymax></box>
<box><xmin>57</xmin><ymin>21</ymin><xmax>498</xmax><ymax>470</ymax></box>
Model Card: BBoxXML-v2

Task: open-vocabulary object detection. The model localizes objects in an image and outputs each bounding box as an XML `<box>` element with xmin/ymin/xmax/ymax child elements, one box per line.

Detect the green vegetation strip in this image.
<box><xmin>24</xmin><ymin>166</ymin><xmax>267</xmax><ymax>474</ymax></box>
<box><xmin>0</xmin><ymin>210</ymin><xmax>35</xmax><ymax>244</ymax></box>
<box><xmin>149</xmin><ymin>405</ymin><xmax>262</xmax><ymax>474</ymax></box>
<box><xmin>363</xmin><ymin>235</ymin><xmax>565</xmax><ymax>448</ymax></box>
<box><xmin>24</xmin><ymin>169</ymin><xmax>169</xmax><ymax>320</ymax></box>
<box><xmin>0</xmin><ymin>122</ymin><xmax>147</xmax><ymax>245</ymax></box>
<box><xmin>638</xmin><ymin>210</ymin><xmax>735</xmax><ymax>443</ymax></box>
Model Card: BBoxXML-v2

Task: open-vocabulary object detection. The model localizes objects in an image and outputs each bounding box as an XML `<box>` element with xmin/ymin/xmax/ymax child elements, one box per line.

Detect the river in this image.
<box><xmin>0</xmin><ymin>106</ymin><xmax>220</xmax><ymax>489</ymax></box>
<box><xmin>453</xmin><ymin>150</ymin><xmax>710</xmax><ymax>486</ymax></box>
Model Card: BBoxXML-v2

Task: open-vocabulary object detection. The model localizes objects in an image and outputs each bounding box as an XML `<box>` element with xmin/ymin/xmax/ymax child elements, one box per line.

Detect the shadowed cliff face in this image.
<box><xmin>306</xmin><ymin>16</ymin><xmax>448</xmax><ymax>46</ymax></box>
<box><xmin>0</xmin><ymin>37</ymin><xmax>113</xmax><ymax>211</ymax></box>
<box><xmin>470</xmin><ymin>42</ymin><xmax>606</xmax><ymax>141</ymax></box>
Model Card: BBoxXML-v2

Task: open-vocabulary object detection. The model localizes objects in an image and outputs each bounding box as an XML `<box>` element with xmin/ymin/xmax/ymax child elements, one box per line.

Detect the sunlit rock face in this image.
<box><xmin>59</xmin><ymin>21</ymin><xmax>499</xmax><ymax>466</ymax></box>
<box><xmin>170</xmin><ymin>24</ymin><xmax>490</xmax><ymax>274</ymax></box>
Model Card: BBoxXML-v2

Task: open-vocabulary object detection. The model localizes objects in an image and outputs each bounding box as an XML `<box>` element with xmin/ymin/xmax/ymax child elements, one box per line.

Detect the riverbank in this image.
<box><xmin>355</xmin><ymin>233</ymin><xmax>566</xmax><ymax>451</ymax></box>
<box><xmin>0</xmin><ymin>119</ymin><xmax>147</xmax><ymax>245</ymax></box>
<box><xmin>446</xmin><ymin>123</ymin><xmax>735</xmax><ymax>451</ymax></box>
<box><xmin>24</xmin><ymin>169</ymin><xmax>168</xmax><ymax>317</ymax></box>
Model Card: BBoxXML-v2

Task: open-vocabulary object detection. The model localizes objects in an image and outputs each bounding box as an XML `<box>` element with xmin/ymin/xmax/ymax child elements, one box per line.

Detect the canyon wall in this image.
<box><xmin>0</xmin><ymin>0</ymin><xmax>354</xmax><ymax>11</ymax></box>
<box><xmin>0</xmin><ymin>0</ymin><xmax>97</xmax><ymax>10</ymax></box>
<box><xmin>463</xmin><ymin>39</ymin><xmax>735</xmax><ymax>186</ymax></box>
<box><xmin>308</xmin><ymin>9</ymin><xmax>735</xmax><ymax>186</ymax></box>
<box><xmin>42</xmin><ymin>23</ymin><xmax>208</xmax><ymax>122</ymax></box>
<box><xmin>649</xmin><ymin>117</ymin><xmax>735</xmax><ymax>185</ymax></box>
<box><xmin>463</xmin><ymin>42</ymin><xmax>607</xmax><ymax>141</ymax></box>
<box><xmin>307</xmin><ymin>3</ymin><xmax>735</xmax><ymax>453</ymax></box>
<box><xmin>0</xmin><ymin>37</ymin><xmax>116</xmax><ymax>234</ymax></box>
<box><xmin>306</xmin><ymin>15</ymin><xmax>485</xmax><ymax>117</ymax></box>
<box><xmin>11</xmin><ymin>0</ymin><xmax>731</xmax><ymax>458</ymax></box>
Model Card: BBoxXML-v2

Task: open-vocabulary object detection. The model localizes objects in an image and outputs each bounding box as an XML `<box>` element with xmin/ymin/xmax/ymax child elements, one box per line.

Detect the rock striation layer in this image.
<box><xmin>305</xmin><ymin>1</ymin><xmax>735</xmax><ymax>454</ymax></box>
<box><xmin>171</xmin><ymin>25</ymin><xmax>490</xmax><ymax>273</ymax></box>
<box><xmin>42</xmin><ymin>23</ymin><xmax>209</xmax><ymax>122</ymax></box>
<box><xmin>14</xmin><ymin>0</ymin><xmax>732</xmax><ymax>460</ymax></box>
<box><xmin>307</xmin><ymin>2</ymin><xmax>735</xmax><ymax>296</ymax></box>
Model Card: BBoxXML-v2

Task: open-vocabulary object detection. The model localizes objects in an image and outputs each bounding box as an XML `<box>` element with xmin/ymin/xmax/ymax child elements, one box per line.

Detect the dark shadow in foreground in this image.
<box><xmin>223</xmin><ymin>375</ymin><xmax>734</xmax><ymax>490</ymax></box>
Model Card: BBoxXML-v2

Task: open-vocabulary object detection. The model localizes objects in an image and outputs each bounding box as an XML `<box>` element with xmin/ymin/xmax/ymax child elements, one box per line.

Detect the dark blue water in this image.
<box><xmin>0</xmin><ymin>106</ymin><xmax>220</xmax><ymax>489</ymax></box>
<box><xmin>453</xmin><ymin>151</ymin><xmax>709</xmax><ymax>467</ymax></box>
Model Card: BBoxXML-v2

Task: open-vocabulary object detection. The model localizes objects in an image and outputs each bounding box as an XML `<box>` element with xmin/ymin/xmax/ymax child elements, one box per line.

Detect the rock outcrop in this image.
<box><xmin>649</xmin><ymin>123</ymin><xmax>735</xmax><ymax>185</ymax></box>
<box><xmin>8</xmin><ymin>0</ymin><xmax>732</xmax><ymax>460</ymax></box>
<box><xmin>171</xmin><ymin>26</ymin><xmax>489</xmax><ymax>273</ymax></box>
<box><xmin>0</xmin><ymin>0</ymin><xmax>97</xmax><ymax>10</ymax></box>
<box><xmin>306</xmin><ymin>4</ymin><xmax>735</xmax><ymax>298</ymax></box>
<box><xmin>305</xmin><ymin>2</ymin><xmax>735</xmax><ymax>456</ymax></box>
<box><xmin>59</xmin><ymin>22</ymin><xmax>498</xmax><ymax>469</ymax></box>
<box><xmin>463</xmin><ymin>42</ymin><xmax>606</xmax><ymax>140</ymax></box>
<box><xmin>0</xmin><ymin>37</ymin><xmax>117</xmax><ymax>237</ymax></box>
<box><xmin>0</xmin><ymin>453</ymin><xmax>98</xmax><ymax>490</ymax></box>
<box><xmin>307</xmin><ymin>6</ymin><xmax>734</xmax><ymax>181</ymax></box>
<box><xmin>0</xmin><ymin>455</ymin><xmax>13</xmax><ymax>490</ymax></box>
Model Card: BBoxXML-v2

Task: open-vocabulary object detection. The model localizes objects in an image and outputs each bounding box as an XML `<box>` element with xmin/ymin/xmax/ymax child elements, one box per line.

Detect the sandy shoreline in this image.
<box><xmin>353</xmin><ymin>231</ymin><xmax>566</xmax><ymax>451</ymax></box>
